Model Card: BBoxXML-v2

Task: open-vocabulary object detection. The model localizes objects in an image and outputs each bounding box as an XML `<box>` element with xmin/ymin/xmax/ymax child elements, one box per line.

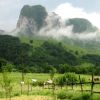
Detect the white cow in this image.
<box><xmin>32</xmin><ymin>79</ymin><xmax>37</xmax><ymax>82</ymax></box>
<box><xmin>20</xmin><ymin>81</ymin><xmax>24</xmax><ymax>85</ymax></box>
<box><xmin>44</xmin><ymin>79</ymin><xmax>54</xmax><ymax>89</ymax></box>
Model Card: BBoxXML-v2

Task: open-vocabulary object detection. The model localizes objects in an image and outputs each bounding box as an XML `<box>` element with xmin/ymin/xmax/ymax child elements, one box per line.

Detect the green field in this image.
<box><xmin>0</xmin><ymin>72</ymin><xmax>100</xmax><ymax>100</ymax></box>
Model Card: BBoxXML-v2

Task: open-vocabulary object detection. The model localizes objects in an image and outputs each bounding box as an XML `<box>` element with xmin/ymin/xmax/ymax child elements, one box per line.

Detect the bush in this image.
<box><xmin>37</xmin><ymin>81</ymin><xmax>44</xmax><ymax>87</ymax></box>
<box><xmin>63</xmin><ymin>72</ymin><xmax>78</xmax><ymax>84</ymax></box>
<box><xmin>14</xmin><ymin>92</ymin><xmax>20</xmax><ymax>96</ymax></box>
<box><xmin>31</xmin><ymin>82</ymin><xmax>38</xmax><ymax>86</ymax></box>
<box><xmin>72</xmin><ymin>92</ymin><xmax>91</xmax><ymax>100</ymax></box>
<box><xmin>0</xmin><ymin>91</ymin><xmax>5</xmax><ymax>98</ymax></box>
<box><xmin>56</xmin><ymin>76</ymin><xmax>65</xmax><ymax>88</ymax></box>
<box><xmin>57</xmin><ymin>90</ymin><xmax>67</xmax><ymax>99</ymax></box>
<box><xmin>82</xmin><ymin>93</ymin><xmax>91</xmax><ymax>100</ymax></box>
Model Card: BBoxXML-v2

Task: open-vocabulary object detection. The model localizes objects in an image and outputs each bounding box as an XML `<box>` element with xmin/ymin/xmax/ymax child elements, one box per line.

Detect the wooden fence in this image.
<box><xmin>58</xmin><ymin>74</ymin><xmax>100</xmax><ymax>95</ymax></box>
<box><xmin>15</xmin><ymin>74</ymin><xmax>100</xmax><ymax>97</ymax></box>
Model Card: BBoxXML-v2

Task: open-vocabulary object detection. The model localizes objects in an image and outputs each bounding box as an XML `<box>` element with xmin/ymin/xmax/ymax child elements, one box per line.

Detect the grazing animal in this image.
<box><xmin>44</xmin><ymin>79</ymin><xmax>55</xmax><ymax>89</ymax></box>
<box><xmin>44</xmin><ymin>79</ymin><xmax>53</xmax><ymax>85</ymax></box>
<box><xmin>94</xmin><ymin>77</ymin><xmax>99</xmax><ymax>81</ymax></box>
<box><xmin>32</xmin><ymin>79</ymin><xmax>37</xmax><ymax>82</ymax></box>
<box><xmin>31</xmin><ymin>79</ymin><xmax>37</xmax><ymax>86</ymax></box>
<box><xmin>89</xmin><ymin>77</ymin><xmax>100</xmax><ymax>82</ymax></box>
<box><xmin>20</xmin><ymin>81</ymin><xmax>24</xmax><ymax>86</ymax></box>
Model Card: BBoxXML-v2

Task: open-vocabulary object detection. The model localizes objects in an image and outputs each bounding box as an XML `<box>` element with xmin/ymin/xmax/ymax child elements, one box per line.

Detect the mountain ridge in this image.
<box><xmin>15</xmin><ymin>5</ymin><xmax>98</xmax><ymax>37</ymax></box>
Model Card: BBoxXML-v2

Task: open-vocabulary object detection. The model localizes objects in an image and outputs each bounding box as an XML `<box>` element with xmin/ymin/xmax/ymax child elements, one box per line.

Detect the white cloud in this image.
<box><xmin>0</xmin><ymin>0</ymin><xmax>22</xmax><ymax>31</ymax></box>
<box><xmin>54</xmin><ymin>2</ymin><xmax>100</xmax><ymax>29</ymax></box>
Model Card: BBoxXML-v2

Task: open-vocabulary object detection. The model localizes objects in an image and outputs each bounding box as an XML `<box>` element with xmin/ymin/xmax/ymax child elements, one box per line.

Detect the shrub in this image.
<box><xmin>72</xmin><ymin>92</ymin><xmax>91</xmax><ymax>100</ymax></box>
<box><xmin>63</xmin><ymin>72</ymin><xmax>78</xmax><ymax>84</ymax></box>
<box><xmin>57</xmin><ymin>90</ymin><xmax>67</xmax><ymax>99</ymax></box>
<box><xmin>14</xmin><ymin>92</ymin><xmax>20</xmax><ymax>96</ymax></box>
<box><xmin>37</xmin><ymin>81</ymin><xmax>44</xmax><ymax>87</ymax></box>
<box><xmin>56</xmin><ymin>76</ymin><xmax>65</xmax><ymax>88</ymax></box>
<box><xmin>82</xmin><ymin>93</ymin><xmax>91</xmax><ymax>100</ymax></box>
<box><xmin>31</xmin><ymin>81</ymin><xmax>38</xmax><ymax>86</ymax></box>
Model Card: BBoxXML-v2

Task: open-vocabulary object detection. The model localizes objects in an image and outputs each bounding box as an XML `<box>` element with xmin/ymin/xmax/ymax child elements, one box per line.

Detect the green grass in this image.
<box><xmin>0</xmin><ymin>72</ymin><xmax>61</xmax><ymax>82</ymax></box>
<box><xmin>0</xmin><ymin>72</ymin><xmax>100</xmax><ymax>99</ymax></box>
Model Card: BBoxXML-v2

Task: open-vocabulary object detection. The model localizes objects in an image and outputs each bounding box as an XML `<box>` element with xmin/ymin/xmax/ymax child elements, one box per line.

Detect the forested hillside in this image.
<box><xmin>0</xmin><ymin>35</ymin><xmax>100</xmax><ymax>75</ymax></box>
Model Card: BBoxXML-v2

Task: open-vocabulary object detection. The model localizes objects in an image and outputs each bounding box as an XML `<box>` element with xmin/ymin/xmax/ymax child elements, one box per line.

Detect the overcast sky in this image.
<box><xmin>0</xmin><ymin>0</ymin><xmax>100</xmax><ymax>31</ymax></box>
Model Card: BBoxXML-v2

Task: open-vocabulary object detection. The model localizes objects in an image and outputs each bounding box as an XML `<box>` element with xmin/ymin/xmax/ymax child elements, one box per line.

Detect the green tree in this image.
<box><xmin>76</xmin><ymin>63</ymin><xmax>94</xmax><ymax>74</ymax></box>
<box><xmin>49</xmin><ymin>67</ymin><xmax>57</xmax><ymax>80</ymax></box>
<box><xmin>59</xmin><ymin>64</ymin><xmax>71</xmax><ymax>73</ymax></box>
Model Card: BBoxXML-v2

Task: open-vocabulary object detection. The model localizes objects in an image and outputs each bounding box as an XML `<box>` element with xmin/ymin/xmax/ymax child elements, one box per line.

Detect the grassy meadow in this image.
<box><xmin>0</xmin><ymin>72</ymin><xmax>100</xmax><ymax>100</ymax></box>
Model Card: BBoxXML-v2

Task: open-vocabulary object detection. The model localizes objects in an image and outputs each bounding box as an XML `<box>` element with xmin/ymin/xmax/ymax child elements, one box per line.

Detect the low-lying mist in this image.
<box><xmin>38</xmin><ymin>13</ymin><xmax>100</xmax><ymax>41</ymax></box>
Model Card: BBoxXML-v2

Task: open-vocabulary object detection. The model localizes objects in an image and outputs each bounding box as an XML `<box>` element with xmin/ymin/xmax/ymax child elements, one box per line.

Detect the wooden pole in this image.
<box><xmin>21</xmin><ymin>84</ymin><xmax>22</xmax><ymax>95</ymax></box>
<box><xmin>27</xmin><ymin>81</ymin><xmax>30</xmax><ymax>95</ymax></box>
<box><xmin>72</xmin><ymin>78</ymin><xmax>74</xmax><ymax>90</ymax></box>
<box><xmin>79</xmin><ymin>75</ymin><xmax>83</xmax><ymax>93</ymax></box>
<box><xmin>91</xmin><ymin>74</ymin><xmax>94</xmax><ymax>95</ymax></box>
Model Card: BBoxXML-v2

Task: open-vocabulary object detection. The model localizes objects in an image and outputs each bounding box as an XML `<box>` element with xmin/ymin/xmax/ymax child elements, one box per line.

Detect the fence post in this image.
<box><xmin>71</xmin><ymin>78</ymin><xmax>74</xmax><ymax>90</ymax></box>
<box><xmin>27</xmin><ymin>81</ymin><xmax>30</xmax><ymax>95</ymax></box>
<box><xmin>20</xmin><ymin>81</ymin><xmax>24</xmax><ymax>95</ymax></box>
<box><xmin>91</xmin><ymin>74</ymin><xmax>94</xmax><ymax>95</ymax></box>
<box><xmin>21</xmin><ymin>84</ymin><xmax>23</xmax><ymax>95</ymax></box>
<box><xmin>79</xmin><ymin>75</ymin><xmax>83</xmax><ymax>93</ymax></box>
<box><xmin>52</xmin><ymin>83</ymin><xmax>55</xmax><ymax>95</ymax></box>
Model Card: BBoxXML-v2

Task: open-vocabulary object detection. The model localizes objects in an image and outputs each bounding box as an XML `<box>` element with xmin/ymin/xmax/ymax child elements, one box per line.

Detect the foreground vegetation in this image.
<box><xmin>0</xmin><ymin>73</ymin><xmax>100</xmax><ymax>100</ymax></box>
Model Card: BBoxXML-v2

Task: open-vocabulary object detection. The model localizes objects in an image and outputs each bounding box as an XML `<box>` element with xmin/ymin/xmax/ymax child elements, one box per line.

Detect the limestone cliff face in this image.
<box><xmin>17</xmin><ymin>15</ymin><xmax>38</xmax><ymax>35</ymax></box>
<box><xmin>16</xmin><ymin>5</ymin><xmax>47</xmax><ymax>36</ymax></box>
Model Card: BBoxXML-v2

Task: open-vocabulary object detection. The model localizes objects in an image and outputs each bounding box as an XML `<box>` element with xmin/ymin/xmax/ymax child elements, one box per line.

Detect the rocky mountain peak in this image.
<box><xmin>16</xmin><ymin>5</ymin><xmax>48</xmax><ymax>36</ymax></box>
<box><xmin>66</xmin><ymin>18</ymin><xmax>97</xmax><ymax>33</ymax></box>
<box><xmin>15</xmin><ymin>5</ymin><xmax>98</xmax><ymax>37</ymax></box>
